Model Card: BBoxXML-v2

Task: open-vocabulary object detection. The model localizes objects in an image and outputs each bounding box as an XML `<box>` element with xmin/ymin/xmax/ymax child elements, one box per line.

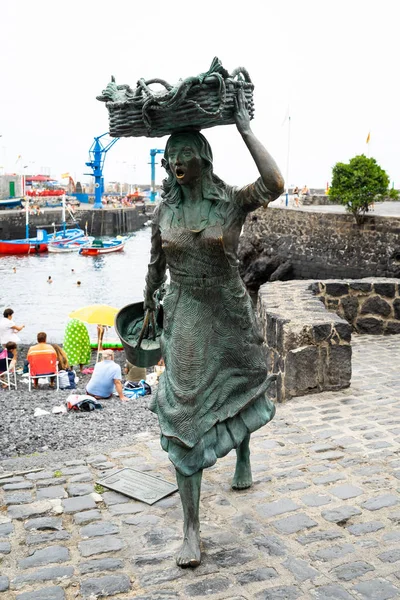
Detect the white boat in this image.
<box><xmin>48</xmin><ymin>236</ymin><xmax>93</xmax><ymax>253</ymax></box>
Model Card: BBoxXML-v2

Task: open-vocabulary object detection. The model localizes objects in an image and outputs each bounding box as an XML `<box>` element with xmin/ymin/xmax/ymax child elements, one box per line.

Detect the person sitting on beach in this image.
<box><xmin>27</xmin><ymin>332</ymin><xmax>57</xmax><ymax>389</ymax></box>
<box><xmin>0</xmin><ymin>341</ymin><xmax>17</xmax><ymax>379</ymax></box>
<box><xmin>86</xmin><ymin>349</ymin><xmax>129</xmax><ymax>402</ymax></box>
<box><xmin>0</xmin><ymin>308</ymin><xmax>25</xmax><ymax>346</ymax></box>
<box><xmin>51</xmin><ymin>344</ymin><xmax>69</xmax><ymax>371</ymax></box>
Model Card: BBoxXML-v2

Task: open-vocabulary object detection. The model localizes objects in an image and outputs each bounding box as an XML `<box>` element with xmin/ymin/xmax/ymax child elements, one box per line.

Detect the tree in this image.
<box><xmin>329</xmin><ymin>155</ymin><xmax>397</xmax><ymax>224</ymax></box>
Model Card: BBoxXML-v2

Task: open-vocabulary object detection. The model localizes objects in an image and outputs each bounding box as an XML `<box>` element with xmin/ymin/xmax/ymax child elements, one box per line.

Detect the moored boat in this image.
<box><xmin>0</xmin><ymin>198</ymin><xmax>23</xmax><ymax>210</ymax></box>
<box><xmin>48</xmin><ymin>236</ymin><xmax>93</xmax><ymax>253</ymax></box>
<box><xmin>0</xmin><ymin>228</ymin><xmax>85</xmax><ymax>255</ymax></box>
<box><xmin>79</xmin><ymin>236</ymin><xmax>129</xmax><ymax>256</ymax></box>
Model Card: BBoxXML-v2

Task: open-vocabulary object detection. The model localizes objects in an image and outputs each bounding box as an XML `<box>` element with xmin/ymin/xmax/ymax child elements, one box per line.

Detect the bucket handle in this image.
<box><xmin>136</xmin><ymin>309</ymin><xmax>156</xmax><ymax>349</ymax></box>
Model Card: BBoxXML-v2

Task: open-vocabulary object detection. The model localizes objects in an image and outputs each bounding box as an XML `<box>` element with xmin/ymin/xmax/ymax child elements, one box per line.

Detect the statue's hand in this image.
<box><xmin>234</xmin><ymin>88</ymin><xmax>251</xmax><ymax>135</ymax></box>
<box><xmin>96</xmin><ymin>76</ymin><xmax>121</xmax><ymax>103</ymax></box>
<box><xmin>143</xmin><ymin>288</ymin><xmax>156</xmax><ymax>311</ymax></box>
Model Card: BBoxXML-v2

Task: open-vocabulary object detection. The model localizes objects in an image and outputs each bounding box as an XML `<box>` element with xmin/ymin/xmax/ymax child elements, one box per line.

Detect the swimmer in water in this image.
<box><xmin>47</xmin><ymin>276</ymin><xmax>53</xmax><ymax>284</ymax></box>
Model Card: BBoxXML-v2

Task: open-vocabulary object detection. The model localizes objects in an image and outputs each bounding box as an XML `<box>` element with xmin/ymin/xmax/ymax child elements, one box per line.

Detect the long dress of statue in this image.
<box><xmin>144</xmin><ymin>90</ymin><xmax>284</xmax><ymax>567</ymax></box>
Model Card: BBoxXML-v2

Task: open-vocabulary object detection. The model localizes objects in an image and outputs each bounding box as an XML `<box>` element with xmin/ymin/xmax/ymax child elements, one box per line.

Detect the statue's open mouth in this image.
<box><xmin>175</xmin><ymin>168</ymin><xmax>185</xmax><ymax>179</ymax></box>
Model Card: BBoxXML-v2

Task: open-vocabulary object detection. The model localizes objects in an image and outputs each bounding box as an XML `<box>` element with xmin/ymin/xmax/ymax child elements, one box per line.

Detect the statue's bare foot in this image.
<box><xmin>176</xmin><ymin>527</ymin><xmax>201</xmax><ymax>568</ymax></box>
<box><xmin>232</xmin><ymin>458</ymin><xmax>253</xmax><ymax>490</ymax></box>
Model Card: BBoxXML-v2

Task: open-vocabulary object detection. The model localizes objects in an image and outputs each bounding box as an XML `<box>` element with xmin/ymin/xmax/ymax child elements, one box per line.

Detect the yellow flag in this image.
<box><xmin>61</xmin><ymin>172</ymin><xmax>70</xmax><ymax>179</ymax></box>
<box><xmin>366</xmin><ymin>132</ymin><xmax>371</xmax><ymax>144</ymax></box>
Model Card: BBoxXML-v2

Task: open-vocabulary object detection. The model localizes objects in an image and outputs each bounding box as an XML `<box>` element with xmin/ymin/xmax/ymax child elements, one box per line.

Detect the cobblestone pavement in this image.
<box><xmin>1</xmin><ymin>334</ymin><xmax>399</xmax><ymax>600</ymax></box>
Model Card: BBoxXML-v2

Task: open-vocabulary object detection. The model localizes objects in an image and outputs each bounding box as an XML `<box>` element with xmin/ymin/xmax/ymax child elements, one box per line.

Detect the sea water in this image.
<box><xmin>0</xmin><ymin>228</ymin><xmax>152</xmax><ymax>344</ymax></box>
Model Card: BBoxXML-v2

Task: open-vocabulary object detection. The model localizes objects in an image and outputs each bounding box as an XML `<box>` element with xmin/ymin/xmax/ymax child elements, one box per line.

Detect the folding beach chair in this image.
<box><xmin>0</xmin><ymin>350</ymin><xmax>17</xmax><ymax>390</ymax></box>
<box><xmin>28</xmin><ymin>351</ymin><xmax>59</xmax><ymax>391</ymax></box>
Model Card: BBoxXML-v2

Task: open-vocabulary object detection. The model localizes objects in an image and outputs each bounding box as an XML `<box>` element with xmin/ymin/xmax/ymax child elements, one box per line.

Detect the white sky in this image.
<box><xmin>1</xmin><ymin>0</ymin><xmax>399</xmax><ymax>189</ymax></box>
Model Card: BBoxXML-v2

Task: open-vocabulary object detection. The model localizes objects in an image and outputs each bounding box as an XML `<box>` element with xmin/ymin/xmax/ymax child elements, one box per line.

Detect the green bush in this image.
<box><xmin>329</xmin><ymin>155</ymin><xmax>394</xmax><ymax>224</ymax></box>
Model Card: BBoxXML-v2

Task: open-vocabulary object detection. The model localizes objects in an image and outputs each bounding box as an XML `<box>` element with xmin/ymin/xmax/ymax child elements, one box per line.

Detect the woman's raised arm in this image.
<box><xmin>235</xmin><ymin>89</ymin><xmax>284</xmax><ymax>198</ymax></box>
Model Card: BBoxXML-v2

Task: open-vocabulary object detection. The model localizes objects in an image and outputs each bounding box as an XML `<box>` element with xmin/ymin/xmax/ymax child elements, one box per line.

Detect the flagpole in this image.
<box><xmin>285</xmin><ymin>116</ymin><xmax>291</xmax><ymax>207</ymax></box>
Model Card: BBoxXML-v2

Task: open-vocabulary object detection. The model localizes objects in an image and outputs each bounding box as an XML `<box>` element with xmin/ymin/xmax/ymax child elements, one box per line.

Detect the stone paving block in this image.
<box><xmin>346</xmin><ymin>521</ymin><xmax>385</xmax><ymax>536</ymax></box>
<box><xmin>0</xmin><ymin>476</ymin><xmax>25</xmax><ymax>486</ymax></box>
<box><xmin>66</xmin><ymin>483</ymin><xmax>94</xmax><ymax>496</ymax></box>
<box><xmin>16</xmin><ymin>587</ymin><xmax>65</xmax><ymax>599</ymax></box>
<box><xmin>36</xmin><ymin>478</ymin><xmax>68</xmax><ymax>487</ymax></box>
<box><xmin>78</xmin><ymin>535</ymin><xmax>125</xmax><ymax>557</ymax></box>
<box><xmin>78</xmin><ymin>558</ymin><xmax>124</xmax><ymax>574</ymax></box>
<box><xmin>73</xmin><ymin>509</ymin><xmax>102</xmax><ymax>524</ymax></box>
<box><xmin>7</xmin><ymin>500</ymin><xmax>52</xmax><ymax>520</ymax></box>
<box><xmin>296</xmin><ymin>530</ymin><xmax>344</xmax><ymax>545</ymax></box>
<box><xmin>311</xmin><ymin>544</ymin><xmax>355</xmax><ymax>562</ymax></box>
<box><xmin>282</xmin><ymin>556</ymin><xmax>319</xmax><ymax>581</ymax></box>
<box><xmin>26</xmin><ymin>471</ymin><xmax>54</xmax><ymax>480</ymax></box>
<box><xmin>361</xmin><ymin>494</ymin><xmax>399</xmax><ymax>511</ymax></box>
<box><xmin>321</xmin><ymin>506</ymin><xmax>361</xmax><ymax>523</ymax></box>
<box><xmin>236</xmin><ymin>567</ymin><xmax>278</xmax><ymax>584</ymax></box>
<box><xmin>255</xmin><ymin>585</ymin><xmax>301</xmax><ymax>599</ymax></box>
<box><xmin>62</xmin><ymin>494</ymin><xmax>96</xmax><ymax>513</ymax></box>
<box><xmin>37</xmin><ymin>486</ymin><xmax>67</xmax><ymax>500</ymax></box>
<box><xmin>139</xmin><ymin>567</ymin><xmax>185</xmax><ymax>586</ymax></box>
<box><xmin>257</xmin><ymin>498</ymin><xmax>300</xmax><ymax>518</ymax></box>
<box><xmin>378</xmin><ymin>549</ymin><xmax>400</xmax><ymax>563</ymax></box>
<box><xmin>80</xmin><ymin>573</ymin><xmax>131</xmax><ymax>597</ymax></box>
<box><xmin>102</xmin><ymin>490</ymin><xmax>131</xmax><ymax>505</ymax></box>
<box><xmin>3</xmin><ymin>481</ymin><xmax>33</xmax><ymax>490</ymax></box>
<box><xmin>330</xmin><ymin>484</ymin><xmax>364</xmax><ymax>499</ymax></box>
<box><xmin>58</xmin><ymin>466</ymin><xmax>90</xmax><ymax>476</ymax></box>
<box><xmin>184</xmin><ymin>576</ymin><xmax>232</xmax><ymax>596</ymax></box>
<box><xmin>24</xmin><ymin>517</ymin><xmax>63</xmax><ymax>531</ymax></box>
<box><xmin>353</xmin><ymin>578</ymin><xmax>400</xmax><ymax>599</ymax></box>
<box><xmin>0</xmin><ymin>540</ymin><xmax>11</xmax><ymax>554</ymax></box>
<box><xmin>210</xmin><ymin>547</ymin><xmax>256</xmax><ymax>567</ymax></box>
<box><xmin>80</xmin><ymin>521</ymin><xmax>119</xmax><ymax>538</ymax></box>
<box><xmin>19</xmin><ymin>545</ymin><xmax>70</xmax><ymax>569</ymax></box>
<box><xmin>253</xmin><ymin>534</ymin><xmax>288</xmax><ymax>556</ymax></box>
<box><xmin>0</xmin><ymin>576</ymin><xmax>9</xmax><ymax>592</ymax></box>
<box><xmin>4</xmin><ymin>491</ymin><xmax>33</xmax><ymax>505</ymax></box>
<box><xmin>0</xmin><ymin>521</ymin><xmax>13</xmax><ymax>536</ymax></box>
<box><xmin>273</xmin><ymin>513</ymin><xmax>318</xmax><ymax>534</ymax></box>
<box><xmin>277</xmin><ymin>481</ymin><xmax>310</xmax><ymax>492</ymax></box>
<box><xmin>26</xmin><ymin>531</ymin><xmax>70</xmax><ymax>545</ymax></box>
<box><xmin>12</xmin><ymin>566</ymin><xmax>74</xmax><ymax>588</ymax></box>
<box><xmin>383</xmin><ymin>531</ymin><xmax>400</xmax><ymax>543</ymax></box>
<box><xmin>310</xmin><ymin>584</ymin><xmax>354</xmax><ymax>599</ymax></box>
<box><xmin>301</xmin><ymin>493</ymin><xmax>331</xmax><ymax>507</ymax></box>
<box><xmin>69</xmin><ymin>473</ymin><xmax>93</xmax><ymax>483</ymax></box>
<box><xmin>65</xmin><ymin>459</ymin><xmax>86</xmax><ymax>466</ymax></box>
<box><xmin>313</xmin><ymin>472</ymin><xmax>345</xmax><ymax>485</ymax></box>
<box><xmin>108</xmin><ymin>502</ymin><xmax>144</xmax><ymax>515</ymax></box>
<box><xmin>331</xmin><ymin>561</ymin><xmax>375</xmax><ymax>581</ymax></box>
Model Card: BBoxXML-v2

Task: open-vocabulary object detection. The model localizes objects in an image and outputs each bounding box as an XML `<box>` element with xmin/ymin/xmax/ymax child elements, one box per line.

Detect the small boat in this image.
<box><xmin>0</xmin><ymin>198</ymin><xmax>23</xmax><ymax>210</ymax></box>
<box><xmin>79</xmin><ymin>236</ymin><xmax>129</xmax><ymax>256</ymax></box>
<box><xmin>0</xmin><ymin>228</ymin><xmax>85</xmax><ymax>255</ymax></box>
<box><xmin>48</xmin><ymin>236</ymin><xmax>93</xmax><ymax>253</ymax></box>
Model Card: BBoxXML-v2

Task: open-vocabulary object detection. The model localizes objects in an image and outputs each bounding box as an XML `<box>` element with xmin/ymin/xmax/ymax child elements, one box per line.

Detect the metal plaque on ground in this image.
<box><xmin>97</xmin><ymin>468</ymin><xmax>178</xmax><ymax>505</ymax></box>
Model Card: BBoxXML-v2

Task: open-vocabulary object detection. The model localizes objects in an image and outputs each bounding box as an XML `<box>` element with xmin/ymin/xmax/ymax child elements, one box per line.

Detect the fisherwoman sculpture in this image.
<box><xmin>143</xmin><ymin>89</ymin><xmax>284</xmax><ymax>566</ymax></box>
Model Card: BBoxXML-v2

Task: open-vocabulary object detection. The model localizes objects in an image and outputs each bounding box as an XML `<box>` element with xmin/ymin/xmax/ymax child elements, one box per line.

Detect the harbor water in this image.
<box><xmin>0</xmin><ymin>228</ymin><xmax>152</xmax><ymax>344</ymax></box>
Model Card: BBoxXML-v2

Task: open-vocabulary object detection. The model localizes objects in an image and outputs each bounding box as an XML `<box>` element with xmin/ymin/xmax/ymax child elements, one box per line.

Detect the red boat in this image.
<box><xmin>0</xmin><ymin>239</ymin><xmax>48</xmax><ymax>255</ymax></box>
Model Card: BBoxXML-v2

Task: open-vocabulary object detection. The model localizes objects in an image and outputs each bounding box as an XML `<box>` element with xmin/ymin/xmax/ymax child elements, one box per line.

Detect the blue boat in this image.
<box><xmin>0</xmin><ymin>198</ymin><xmax>23</xmax><ymax>210</ymax></box>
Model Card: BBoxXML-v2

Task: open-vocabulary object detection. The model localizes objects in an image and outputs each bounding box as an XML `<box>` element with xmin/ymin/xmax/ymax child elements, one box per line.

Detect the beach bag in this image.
<box><xmin>97</xmin><ymin>57</ymin><xmax>254</xmax><ymax>138</ymax></box>
<box><xmin>66</xmin><ymin>394</ymin><xmax>103</xmax><ymax>412</ymax></box>
<box><xmin>123</xmin><ymin>379</ymin><xmax>151</xmax><ymax>399</ymax></box>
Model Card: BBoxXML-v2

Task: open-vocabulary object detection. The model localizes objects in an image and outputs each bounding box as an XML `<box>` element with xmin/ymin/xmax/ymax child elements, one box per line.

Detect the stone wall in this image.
<box><xmin>0</xmin><ymin>207</ymin><xmax>149</xmax><ymax>239</ymax></box>
<box><xmin>240</xmin><ymin>206</ymin><xmax>400</xmax><ymax>282</ymax></box>
<box><xmin>258</xmin><ymin>277</ymin><xmax>400</xmax><ymax>402</ymax></box>
<box><xmin>313</xmin><ymin>279</ymin><xmax>400</xmax><ymax>335</ymax></box>
<box><xmin>258</xmin><ymin>280</ymin><xmax>352</xmax><ymax>403</ymax></box>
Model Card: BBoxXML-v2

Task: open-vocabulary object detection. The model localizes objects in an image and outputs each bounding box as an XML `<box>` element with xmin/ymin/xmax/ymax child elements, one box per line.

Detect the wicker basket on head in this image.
<box><xmin>97</xmin><ymin>57</ymin><xmax>254</xmax><ymax>138</ymax></box>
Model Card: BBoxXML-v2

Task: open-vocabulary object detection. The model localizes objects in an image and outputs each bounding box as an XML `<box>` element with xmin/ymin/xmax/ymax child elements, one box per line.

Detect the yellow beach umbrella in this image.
<box><xmin>69</xmin><ymin>304</ymin><xmax>119</xmax><ymax>327</ymax></box>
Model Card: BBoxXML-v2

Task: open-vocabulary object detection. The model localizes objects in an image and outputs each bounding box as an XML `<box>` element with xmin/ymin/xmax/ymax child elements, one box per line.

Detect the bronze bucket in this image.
<box><xmin>115</xmin><ymin>301</ymin><xmax>162</xmax><ymax>368</ymax></box>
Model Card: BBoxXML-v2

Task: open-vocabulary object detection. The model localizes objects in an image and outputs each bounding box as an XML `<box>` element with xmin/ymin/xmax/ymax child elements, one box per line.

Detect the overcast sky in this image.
<box><xmin>1</xmin><ymin>0</ymin><xmax>399</xmax><ymax>190</ymax></box>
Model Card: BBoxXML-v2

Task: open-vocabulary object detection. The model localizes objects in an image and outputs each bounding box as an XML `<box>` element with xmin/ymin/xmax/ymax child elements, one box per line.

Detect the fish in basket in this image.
<box><xmin>96</xmin><ymin>57</ymin><xmax>254</xmax><ymax>138</ymax></box>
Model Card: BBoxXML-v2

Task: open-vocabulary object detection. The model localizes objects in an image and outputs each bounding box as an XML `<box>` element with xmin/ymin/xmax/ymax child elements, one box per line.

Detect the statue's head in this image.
<box><xmin>163</xmin><ymin>131</ymin><xmax>213</xmax><ymax>186</ymax></box>
<box><xmin>162</xmin><ymin>131</ymin><xmax>225</xmax><ymax>204</ymax></box>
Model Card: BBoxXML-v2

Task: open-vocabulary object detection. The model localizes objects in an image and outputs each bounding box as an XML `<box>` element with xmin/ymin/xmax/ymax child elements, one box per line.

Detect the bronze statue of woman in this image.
<box><xmin>144</xmin><ymin>89</ymin><xmax>284</xmax><ymax>567</ymax></box>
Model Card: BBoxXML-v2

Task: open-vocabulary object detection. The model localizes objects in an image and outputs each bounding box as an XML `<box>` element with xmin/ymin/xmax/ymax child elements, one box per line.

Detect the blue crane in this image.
<box><xmin>85</xmin><ymin>133</ymin><xmax>119</xmax><ymax>209</ymax></box>
<box><xmin>149</xmin><ymin>148</ymin><xmax>164</xmax><ymax>202</ymax></box>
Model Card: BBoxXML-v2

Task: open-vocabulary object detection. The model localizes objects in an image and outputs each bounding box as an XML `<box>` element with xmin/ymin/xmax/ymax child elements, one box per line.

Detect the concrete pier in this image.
<box><xmin>0</xmin><ymin>206</ymin><xmax>151</xmax><ymax>239</ymax></box>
